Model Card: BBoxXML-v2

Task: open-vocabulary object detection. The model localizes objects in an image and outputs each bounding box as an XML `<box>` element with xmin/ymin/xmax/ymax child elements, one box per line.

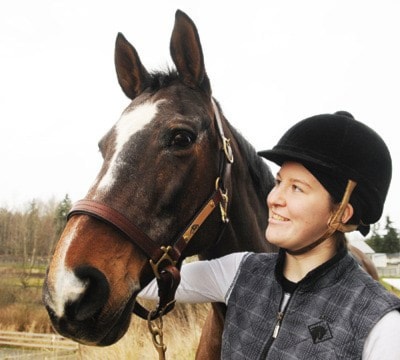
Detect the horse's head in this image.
<box><xmin>43</xmin><ymin>10</ymin><xmax>235</xmax><ymax>346</ymax></box>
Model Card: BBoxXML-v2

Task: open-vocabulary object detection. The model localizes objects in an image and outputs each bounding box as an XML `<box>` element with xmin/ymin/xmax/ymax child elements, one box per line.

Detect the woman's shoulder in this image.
<box><xmin>344</xmin><ymin>254</ymin><xmax>400</xmax><ymax>308</ymax></box>
<box><xmin>245</xmin><ymin>251</ymin><xmax>278</xmax><ymax>261</ymax></box>
<box><xmin>240</xmin><ymin>251</ymin><xmax>278</xmax><ymax>273</ymax></box>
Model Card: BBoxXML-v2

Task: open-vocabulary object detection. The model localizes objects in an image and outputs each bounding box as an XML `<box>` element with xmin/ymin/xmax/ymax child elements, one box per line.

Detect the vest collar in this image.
<box><xmin>275</xmin><ymin>244</ymin><xmax>352</xmax><ymax>292</ymax></box>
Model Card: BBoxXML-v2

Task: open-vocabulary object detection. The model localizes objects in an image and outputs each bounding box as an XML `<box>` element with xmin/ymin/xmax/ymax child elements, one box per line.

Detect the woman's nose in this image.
<box><xmin>267</xmin><ymin>186</ymin><xmax>286</xmax><ymax>207</ymax></box>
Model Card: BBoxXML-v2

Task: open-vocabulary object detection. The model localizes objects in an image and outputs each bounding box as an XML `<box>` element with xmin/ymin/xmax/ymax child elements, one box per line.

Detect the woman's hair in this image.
<box><xmin>333</xmin><ymin>230</ymin><xmax>348</xmax><ymax>249</ymax></box>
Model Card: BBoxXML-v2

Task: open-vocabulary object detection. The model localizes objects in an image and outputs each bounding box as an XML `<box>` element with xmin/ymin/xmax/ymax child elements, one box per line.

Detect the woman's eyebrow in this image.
<box><xmin>276</xmin><ymin>171</ymin><xmax>312</xmax><ymax>189</ymax></box>
<box><xmin>290</xmin><ymin>178</ymin><xmax>312</xmax><ymax>189</ymax></box>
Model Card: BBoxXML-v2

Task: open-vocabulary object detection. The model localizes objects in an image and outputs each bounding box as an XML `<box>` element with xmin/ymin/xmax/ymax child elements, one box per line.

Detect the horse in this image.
<box><xmin>42</xmin><ymin>9</ymin><xmax>276</xmax><ymax>358</ymax></box>
<box><xmin>348</xmin><ymin>244</ymin><xmax>379</xmax><ymax>281</ymax></box>
<box><xmin>42</xmin><ymin>9</ymin><xmax>379</xmax><ymax>359</ymax></box>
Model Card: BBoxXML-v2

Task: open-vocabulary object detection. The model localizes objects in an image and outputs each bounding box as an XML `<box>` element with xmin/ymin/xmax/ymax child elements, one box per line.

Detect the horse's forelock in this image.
<box><xmin>147</xmin><ymin>69</ymin><xmax>210</xmax><ymax>96</ymax></box>
<box><xmin>147</xmin><ymin>69</ymin><xmax>180</xmax><ymax>91</ymax></box>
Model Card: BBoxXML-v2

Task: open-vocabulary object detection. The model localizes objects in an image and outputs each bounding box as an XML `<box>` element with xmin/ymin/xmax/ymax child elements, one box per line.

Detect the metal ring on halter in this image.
<box><xmin>222</xmin><ymin>136</ymin><xmax>234</xmax><ymax>163</ymax></box>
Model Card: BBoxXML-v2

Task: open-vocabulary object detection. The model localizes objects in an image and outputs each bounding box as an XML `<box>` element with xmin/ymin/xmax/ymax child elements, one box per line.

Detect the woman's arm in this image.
<box><xmin>363</xmin><ymin>310</ymin><xmax>400</xmax><ymax>359</ymax></box>
<box><xmin>138</xmin><ymin>252</ymin><xmax>248</xmax><ymax>304</ymax></box>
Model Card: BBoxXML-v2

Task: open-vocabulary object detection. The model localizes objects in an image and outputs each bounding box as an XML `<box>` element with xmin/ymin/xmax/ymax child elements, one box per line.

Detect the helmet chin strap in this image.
<box><xmin>285</xmin><ymin>180</ymin><xmax>358</xmax><ymax>256</ymax></box>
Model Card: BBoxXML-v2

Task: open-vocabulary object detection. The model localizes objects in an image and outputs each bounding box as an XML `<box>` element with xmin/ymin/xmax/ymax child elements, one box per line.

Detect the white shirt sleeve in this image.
<box><xmin>363</xmin><ymin>310</ymin><xmax>400</xmax><ymax>359</ymax></box>
<box><xmin>138</xmin><ymin>252</ymin><xmax>247</xmax><ymax>304</ymax></box>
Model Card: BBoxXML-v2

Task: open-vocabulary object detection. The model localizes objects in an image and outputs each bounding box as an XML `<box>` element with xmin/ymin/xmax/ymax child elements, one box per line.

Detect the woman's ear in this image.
<box><xmin>341</xmin><ymin>203</ymin><xmax>354</xmax><ymax>224</ymax></box>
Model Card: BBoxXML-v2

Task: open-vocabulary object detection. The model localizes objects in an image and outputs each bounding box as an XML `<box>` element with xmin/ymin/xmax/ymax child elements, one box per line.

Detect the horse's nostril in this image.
<box><xmin>66</xmin><ymin>266</ymin><xmax>110</xmax><ymax>322</ymax></box>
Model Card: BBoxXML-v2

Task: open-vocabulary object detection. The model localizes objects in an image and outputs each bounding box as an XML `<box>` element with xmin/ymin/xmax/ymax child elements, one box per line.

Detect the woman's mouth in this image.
<box><xmin>270</xmin><ymin>212</ymin><xmax>289</xmax><ymax>222</ymax></box>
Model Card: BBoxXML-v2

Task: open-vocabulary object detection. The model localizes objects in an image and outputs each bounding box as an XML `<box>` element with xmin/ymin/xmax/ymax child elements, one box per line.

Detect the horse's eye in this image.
<box><xmin>170</xmin><ymin>131</ymin><xmax>195</xmax><ymax>148</ymax></box>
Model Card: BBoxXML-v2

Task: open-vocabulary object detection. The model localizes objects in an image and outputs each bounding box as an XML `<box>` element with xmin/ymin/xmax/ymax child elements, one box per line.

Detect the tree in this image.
<box><xmin>382</xmin><ymin>216</ymin><xmax>400</xmax><ymax>254</ymax></box>
<box><xmin>53</xmin><ymin>194</ymin><xmax>72</xmax><ymax>241</ymax></box>
<box><xmin>366</xmin><ymin>226</ymin><xmax>384</xmax><ymax>253</ymax></box>
<box><xmin>0</xmin><ymin>197</ymin><xmax>74</xmax><ymax>287</ymax></box>
<box><xmin>20</xmin><ymin>200</ymin><xmax>40</xmax><ymax>287</ymax></box>
<box><xmin>366</xmin><ymin>216</ymin><xmax>400</xmax><ymax>254</ymax></box>
<box><xmin>0</xmin><ymin>207</ymin><xmax>24</xmax><ymax>256</ymax></box>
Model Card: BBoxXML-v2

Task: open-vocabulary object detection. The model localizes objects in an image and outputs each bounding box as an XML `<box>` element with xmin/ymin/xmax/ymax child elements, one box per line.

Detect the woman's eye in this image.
<box><xmin>170</xmin><ymin>131</ymin><xmax>195</xmax><ymax>148</ymax></box>
<box><xmin>292</xmin><ymin>184</ymin><xmax>303</xmax><ymax>192</ymax></box>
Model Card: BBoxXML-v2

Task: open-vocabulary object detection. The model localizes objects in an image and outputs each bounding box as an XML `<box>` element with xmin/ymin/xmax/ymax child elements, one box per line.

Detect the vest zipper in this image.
<box><xmin>260</xmin><ymin>291</ymin><xmax>294</xmax><ymax>359</ymax></box>
<box><xmin>259</xmin><ymin>310</ymin><xmax>285</xmax><ymax>359</ymax></box>
<box><xmin>272</xmin><ymin>312</ymin><xmax>284</xmax><ymax>338</ymax></box>
<box><xmin>259</xmin><ymin>292</ymin><xmax>286</xmax><ymax>359</ymax></box>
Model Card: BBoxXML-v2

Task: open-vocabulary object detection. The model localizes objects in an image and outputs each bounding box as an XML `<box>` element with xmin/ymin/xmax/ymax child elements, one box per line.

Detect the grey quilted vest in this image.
<box><xmin>222</xmin><ymin>250</ymin><xmax>400</xmax><ymax>359</ymax></box>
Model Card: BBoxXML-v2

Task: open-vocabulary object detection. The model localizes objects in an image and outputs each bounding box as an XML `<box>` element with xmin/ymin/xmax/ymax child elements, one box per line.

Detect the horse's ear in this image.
<box><xmin>115</xmin><ymin>33</ymin><xmax>149</xmax><ymax>100</ymax></box>
<box><xmin>170</xmin><ymin>10</ymin><xmax>211</xmax><ymax>95</ymax></box>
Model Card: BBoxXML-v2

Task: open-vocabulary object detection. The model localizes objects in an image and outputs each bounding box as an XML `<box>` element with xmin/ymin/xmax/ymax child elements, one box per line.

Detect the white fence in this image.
<box><xmin>377</xmin><ymin>264</ymin><xmax>400</xmax><ymax>277</ymax></box>
<box><xmin>0</xmin><ymin>331</ymin><xmax>79</xmax><ymax>359</ymax></box>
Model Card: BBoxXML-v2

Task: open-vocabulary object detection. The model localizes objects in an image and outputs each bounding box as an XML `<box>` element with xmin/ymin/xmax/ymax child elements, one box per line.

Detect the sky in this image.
<box><xmin>1</xmin><ymin>0</ymin><xmax>400</xmax><ymax>232</ymax></box>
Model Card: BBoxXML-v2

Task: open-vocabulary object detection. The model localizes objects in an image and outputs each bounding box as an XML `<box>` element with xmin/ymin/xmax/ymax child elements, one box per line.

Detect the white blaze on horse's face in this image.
<box><xmin>95</xmin><ymin>100</ymin><xmax>162</xmax><ymax>195</ymax></box>
<box><xmin>48</xmin><ymin>100</ymin><xmax>162</xmax><ymax>317</ymax></box>
<box><xmin>48</xmin><ymin>225</ymin><xmax>88</xmax><ymax>318</ymax></box>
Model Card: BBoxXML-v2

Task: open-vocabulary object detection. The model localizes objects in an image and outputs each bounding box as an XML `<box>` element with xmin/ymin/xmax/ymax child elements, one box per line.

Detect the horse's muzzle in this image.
<box><xmin>43</xmin><ymin>265</ymin><xmax>134</xmax><ymax>346</ymax></box>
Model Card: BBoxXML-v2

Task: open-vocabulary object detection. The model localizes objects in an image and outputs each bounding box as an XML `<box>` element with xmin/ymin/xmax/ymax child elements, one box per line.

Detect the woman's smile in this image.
<box><xmin>269</xmin><ymin>211</ymin><xmax>290</xmax><ymax>222</ymax></box>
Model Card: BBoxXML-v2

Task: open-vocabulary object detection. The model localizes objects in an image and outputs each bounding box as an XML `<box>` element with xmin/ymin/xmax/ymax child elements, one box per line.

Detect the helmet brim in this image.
<box><xmin>258</xmin><ymin>148</ymin><xmax>335</xmax><ymax>171</ymax></box>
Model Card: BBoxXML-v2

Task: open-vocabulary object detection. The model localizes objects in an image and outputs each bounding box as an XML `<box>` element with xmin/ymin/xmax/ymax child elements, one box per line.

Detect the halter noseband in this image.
<box><xmin>67</xmin><ymin>98</ymin><xmax>233</xmax><ymax>321</ymax></box>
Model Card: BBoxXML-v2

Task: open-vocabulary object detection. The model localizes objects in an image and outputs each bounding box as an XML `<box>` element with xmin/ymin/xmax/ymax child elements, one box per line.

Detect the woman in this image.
<box><xmin>141</xmin><ymin>111</ymin><xmax>400</xmax><ymax>359</ymax></box>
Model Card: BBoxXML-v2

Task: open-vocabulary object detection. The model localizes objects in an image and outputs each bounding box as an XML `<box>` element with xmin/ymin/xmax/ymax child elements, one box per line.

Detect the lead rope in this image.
<box><xmin>148</xmin><ymin>312</ymin><xmax>167</xmax><ymax>360</ymax></box>
<box><xmin>147</xmin><ymin>297</ymin><xmax>177</xmax><ymax>359</ymax></box>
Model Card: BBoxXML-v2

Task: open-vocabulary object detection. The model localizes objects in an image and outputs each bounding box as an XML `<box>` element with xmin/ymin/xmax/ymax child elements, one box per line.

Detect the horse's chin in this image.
<box><xmin>93</xmin><ymin>312</ymin><xmax>132</xmax><ymax>346</ymax></box>
<box><xmin>48</xmin><ymin>298</ymin><xmax>135</xmax><ymax>347</ymax></box>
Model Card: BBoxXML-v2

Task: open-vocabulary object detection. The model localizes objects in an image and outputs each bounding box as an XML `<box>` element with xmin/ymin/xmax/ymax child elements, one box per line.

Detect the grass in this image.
<box><xmin>0</xmin><ymin>279</ymin><xmax>53</xmax><ymax>333</ymax></box>
<box><xmin>381</xmin><ymin>277</ymin><xmax>400</xmax><ymax>297</ymax></box>
<box><xmin>0</xmin><ymin>263</ymin><xmax>49</xmax><ymax>332</ymax></box>
<box><xmin>80</xmin><ymin>303</ymin><xmax>209</xmax><ymax>359</ymax></box>
<box><xmin>0</xmin><ymin>261</ymin><xmax>208</xmax><ymax>358</ymax></box>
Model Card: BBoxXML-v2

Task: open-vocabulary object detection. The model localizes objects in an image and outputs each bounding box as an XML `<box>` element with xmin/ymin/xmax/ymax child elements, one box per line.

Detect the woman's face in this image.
<box><xmin>266</xmin><ymin>161</ymin><xmax>334</xmax><ymax>251</ymax></box>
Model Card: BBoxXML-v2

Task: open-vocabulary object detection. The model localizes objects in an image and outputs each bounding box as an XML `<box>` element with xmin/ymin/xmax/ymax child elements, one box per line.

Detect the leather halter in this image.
<box><xmin>67</xmin><ymin>98</ymin><xmax>233</xmax><ymax>320</ymax></box>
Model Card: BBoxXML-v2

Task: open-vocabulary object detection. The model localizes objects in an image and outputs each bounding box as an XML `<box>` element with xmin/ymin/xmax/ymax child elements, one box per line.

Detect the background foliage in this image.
<box><xmin>366</xmin><ymin>216</ymin><xmax>400</xmax><ymax>254</ymax></box>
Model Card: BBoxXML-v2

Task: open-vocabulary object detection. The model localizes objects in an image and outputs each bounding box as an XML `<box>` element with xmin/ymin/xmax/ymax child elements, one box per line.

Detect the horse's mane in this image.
<box><xmin>227</xmin><ymin>122</ymin><xmax>275</xmax><ymax>197</ymax></box>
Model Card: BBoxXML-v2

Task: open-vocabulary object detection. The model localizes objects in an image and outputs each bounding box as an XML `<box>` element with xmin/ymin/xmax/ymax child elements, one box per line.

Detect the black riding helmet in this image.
<box><xmin>258</xmin><ymin>111</ymin><xmax>392</xmax><ymax>236</ymax></box>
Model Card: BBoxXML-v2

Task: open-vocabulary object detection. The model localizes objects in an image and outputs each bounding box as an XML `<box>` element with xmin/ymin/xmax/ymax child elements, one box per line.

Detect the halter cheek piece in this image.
<box><xmin>285</xmin><ymin>179</ymin><xmax>358</xmax><ymax>256</ymax></box>
<box><xmin>67</xmin><ymin>98</ymin><xmax>233</xmax><ymax>321</ymax></box>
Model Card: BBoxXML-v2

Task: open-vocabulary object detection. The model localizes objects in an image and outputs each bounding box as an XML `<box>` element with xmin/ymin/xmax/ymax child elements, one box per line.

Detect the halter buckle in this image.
<box><xmin>149</xmin><ymin>246</ymin><xmax>177</xmax><ymax>279</ymax></box>
<box><xmin>222</xmin><ymin>136</ymin><xmax>234</xmax><ymax>163</ymax></box>
<box><xmin>219</xmin><ymin>189</ymin><xmax>229</xmax><ymax>223</ymax></box>
<box><xmin>215</xmin><ymin>177</ymin><xmax>230</xmax><ymax>223</ymax></box>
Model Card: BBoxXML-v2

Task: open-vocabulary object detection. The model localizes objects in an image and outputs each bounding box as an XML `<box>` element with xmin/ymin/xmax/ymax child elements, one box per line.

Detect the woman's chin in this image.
<box><xmin>265</xmin><ymin>227</ymin><xmax>286</xmax><ymax>247</ymax></box>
